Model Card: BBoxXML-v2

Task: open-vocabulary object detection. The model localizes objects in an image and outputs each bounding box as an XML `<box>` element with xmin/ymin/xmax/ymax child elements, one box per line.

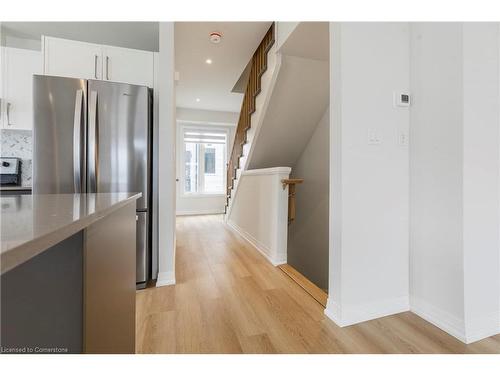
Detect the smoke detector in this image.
<box><xmin>209</xmin><ymin>32</ymin><xmax>222</xmax><ymax>44</ymax></box>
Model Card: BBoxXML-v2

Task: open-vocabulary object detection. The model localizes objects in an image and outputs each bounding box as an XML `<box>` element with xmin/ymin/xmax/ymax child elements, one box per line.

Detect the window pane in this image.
<box><xmin>203</xmin><ymin>143</ymin><xmax>225</xmax><ymax>193</ymax></box>
<box><xmin>184</xmin><ymin>142</ymin><xmax>199</xmax><ymax>193</ymax></box>
<box><xmin>204</xmin><ymin>148</ymin><xmax>216</xmax><ymax>174</ymax></box>
<box><xmin>183</xmin><ymin>128</ymin><xmax>226</xmax><ymax>195</ymax></box>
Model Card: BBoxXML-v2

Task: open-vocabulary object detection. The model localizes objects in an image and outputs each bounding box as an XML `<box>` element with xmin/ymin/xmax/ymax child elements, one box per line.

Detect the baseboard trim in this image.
<box><xmin>324</xmin><ymin>296</ymin><xmax>410</xmax><ymax>327</ymax></box>
<box><xmin>324</xmin><ymin>298</ymin><xmax>343</xmax><ymax>326</ymax></box>
<box><xmin>155</xmin><ymin>271</ymin><xmax>176</xmax><ymax>287</ymax></box>
<box><xmin>226</xmin><ymin>220</ymin><xmax>286</xmax><ymax>266</ymax></box>
<box><xmin>464</xmin><ymin>311</ymin><xmax>500</xmax><ymax>344</ymax></box>
<box><xmin>410</xmin><ymin>296</ymin><xmax>466</xmax><ymax>343</ymax></box>
<box><xmin>176</xmin><ymin>209</ymin><xmax>225</xmax><ymax>216</ymax></box>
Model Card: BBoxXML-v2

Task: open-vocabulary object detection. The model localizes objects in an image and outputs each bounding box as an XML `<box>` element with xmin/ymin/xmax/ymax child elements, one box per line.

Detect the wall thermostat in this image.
<box><xmin>394</xmin><ymin>92</ymin><xmax>410</xmax><ymax>107</ymax></box>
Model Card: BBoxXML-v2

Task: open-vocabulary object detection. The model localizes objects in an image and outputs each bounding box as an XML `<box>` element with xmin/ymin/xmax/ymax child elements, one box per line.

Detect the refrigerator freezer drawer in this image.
<box><xmin>136</xmin><ymin>211</ymin><xmax>149</xmax><ymax>287</ymax></box>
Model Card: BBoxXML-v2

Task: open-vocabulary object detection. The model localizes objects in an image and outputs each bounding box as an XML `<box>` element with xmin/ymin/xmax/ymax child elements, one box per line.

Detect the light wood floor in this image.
<box><xmin>135</xmin><ymin>215</ymin><xmax>500</xmax><ymax>354</ymax></box>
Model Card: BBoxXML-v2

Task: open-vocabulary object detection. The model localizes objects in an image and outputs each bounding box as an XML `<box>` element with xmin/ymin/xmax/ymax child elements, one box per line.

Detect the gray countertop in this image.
<box><xmin>0</xmin><ymin>192</ymin><xmax>141</xmax><ymax>274</ymax></box>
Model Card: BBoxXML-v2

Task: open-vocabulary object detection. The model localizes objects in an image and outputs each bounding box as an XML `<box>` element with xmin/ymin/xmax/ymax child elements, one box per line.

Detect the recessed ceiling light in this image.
<box><xmin>205</xmin><ymin>59</ymin><xmax>212</xmax><ymax>64</ymax></box>
<box><xmin>196</xmin><ymin>98</ymin><xmax>200</xmax><ymax>102</ymax></box>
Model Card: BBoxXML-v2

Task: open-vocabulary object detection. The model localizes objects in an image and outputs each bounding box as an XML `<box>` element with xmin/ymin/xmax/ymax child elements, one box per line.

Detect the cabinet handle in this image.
<box><xmin>6</xmin><ymin>102</ymin><xmax>12</xmax><ymax>126</ymax></box>
<box><xmin>106</xmin><ymin>56</ymin><xmax>110</xmax><ymax>80</ymax></box>
<box><xmin>94</xmin><ymin>55</ymin><xmax>98</xmax><ymax>79</ymax></box>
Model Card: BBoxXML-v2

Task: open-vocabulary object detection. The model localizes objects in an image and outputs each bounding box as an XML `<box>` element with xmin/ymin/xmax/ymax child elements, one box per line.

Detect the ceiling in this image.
<box><xmin>175</xmin><ymin>22</ymin><xmax>272</xmax><ymax>112</ymax></box>
<box><xmin>1</xmin><ymin>22</ymin><xmax>159</xmax><ymax>51</ymax></box>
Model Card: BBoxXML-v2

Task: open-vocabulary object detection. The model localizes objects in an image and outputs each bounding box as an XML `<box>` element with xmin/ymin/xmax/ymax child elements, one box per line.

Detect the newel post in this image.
<box><xmin>281</xmin><ymin>179</ymin><xmax>304</xmax><ymax>223</ymax></box>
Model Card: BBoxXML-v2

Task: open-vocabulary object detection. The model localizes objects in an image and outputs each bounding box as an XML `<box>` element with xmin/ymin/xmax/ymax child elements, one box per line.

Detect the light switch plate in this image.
<box><xmin>398</xmin><ymin>132</ymin><xmax>408</xmax><ymax>146</ymax></box>
<box><xmin>368</xmin><ymin>130</ymin><xmax>382</xmax><ymax>145</ymax></box>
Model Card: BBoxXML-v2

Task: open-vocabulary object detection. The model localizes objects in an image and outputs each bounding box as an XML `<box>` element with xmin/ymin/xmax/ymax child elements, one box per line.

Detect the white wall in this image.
<box><xmin>227</xmin><ymin>167</ymin><xmax>290</xmax><ymax>266</ymax></box>
<box><xmin>157</xmin><ymin>22</ymin><xmax>176</xmax><ymax>287</ymax></box>
<box><xmin>327</xmin><ymin>23</ymin><xmax>410</xmax><ymax>326</ymax></box>
<box><xmin>462</xmin><ymin>22</ymin><xmax>500</xmax><ymax>343</ymax></box>
<box><xmin>176</xmin><ymin>107</ymin><xmax>238</xmax><ymax>126</ymax></box>
<box><xmin>175</xmin><ymin>107</ymin><xmax>237</xmax><ymax>215</ymax></box>
<box><xmin>410</xmin><ymin>22</ymin><xmax>500</xmax><ymax>343</ymax></box>
<box><xmin>409</xmin><ymin>22</ymin><xmax>466</xmax><ymax>337</ymax></box>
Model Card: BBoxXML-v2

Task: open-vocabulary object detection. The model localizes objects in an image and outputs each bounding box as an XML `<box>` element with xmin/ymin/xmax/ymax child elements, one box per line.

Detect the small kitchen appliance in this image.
<box><xmin>0</xmin><ymin>157</ymin><xmax>22</xmax><ymax>186</ymax></box>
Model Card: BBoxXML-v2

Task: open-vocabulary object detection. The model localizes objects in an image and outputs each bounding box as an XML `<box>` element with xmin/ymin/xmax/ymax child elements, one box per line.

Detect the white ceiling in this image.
<box><xmin>175</xmin><ymin>22</ymin><xmax>272</xmax><ymax>112</ymax></box>
<box><xmin>1</xmin><ymin>22</ymin><xmax>159</xmax><ymax>51</ymax></box>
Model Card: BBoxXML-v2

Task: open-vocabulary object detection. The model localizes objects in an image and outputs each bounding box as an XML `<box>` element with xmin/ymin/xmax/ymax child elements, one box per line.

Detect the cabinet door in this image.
<box><xmin>102</xmin><ymin>46</ymin><xmax>154</xmax><ymax>87</ymax></box>
<box><xmin>43</xmin><ymin>36</ymin><xmax>102</xmax><ymax>80</ymax></box>
<box><xmin>2</xmin><ymin>47</ymin><xmax>42</xmax><ymax>130</ymax></box>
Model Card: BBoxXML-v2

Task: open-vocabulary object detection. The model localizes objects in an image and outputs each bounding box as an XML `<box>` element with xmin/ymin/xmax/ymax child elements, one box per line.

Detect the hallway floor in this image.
<box><xmin>135</xmin><ymin>215</ymin><xmax>500</xmax><ymax>353</ymax></box>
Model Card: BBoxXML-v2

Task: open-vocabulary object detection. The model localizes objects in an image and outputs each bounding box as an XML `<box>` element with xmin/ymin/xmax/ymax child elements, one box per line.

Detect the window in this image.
<box><xmin>183</xmin><ymin>128</ymin><xmax>227</xmax><ymax>195</ymax></box>
<box><xmin>204</xmin><ymin>148</ymin><xmax>216</xmax><ymax>174</ymax></box>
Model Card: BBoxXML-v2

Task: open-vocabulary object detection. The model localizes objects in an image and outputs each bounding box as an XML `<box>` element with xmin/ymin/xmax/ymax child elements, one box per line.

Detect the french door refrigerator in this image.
<box><xmin>32</xmin><ymin>75</ymin><xmax>152</xmax><ymax>289</ymax></box>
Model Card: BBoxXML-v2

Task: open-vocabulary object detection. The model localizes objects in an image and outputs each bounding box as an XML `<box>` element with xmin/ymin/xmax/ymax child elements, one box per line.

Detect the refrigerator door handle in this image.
<box><xmin>88</xmin><ymin>90</ymin><xmax>98</xmax><ymax>193</ymax></box>
<box><xmin>73</xmin><ymin>89</ymin><xmax>83</xmax><ymax>193</ymax></box>
<box><xmin>94</xmin><ymin>55</ymin><xmax>98</xmax><ymax>79</ymax></box>
<box><xmin>106</xmin><ymin>56</ymin><xmax>110</xmax><ymax>80</ymax></box>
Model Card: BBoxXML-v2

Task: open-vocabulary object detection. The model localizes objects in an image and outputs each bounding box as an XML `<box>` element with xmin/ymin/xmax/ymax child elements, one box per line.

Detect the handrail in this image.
<box><xmin>226</xmin><ymin>24</ymin><xmax>275</xmax><ymax>210</ymax></box>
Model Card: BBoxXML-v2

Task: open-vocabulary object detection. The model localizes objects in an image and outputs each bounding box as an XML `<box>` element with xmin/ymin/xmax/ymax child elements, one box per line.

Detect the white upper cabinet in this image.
<box><xmin>1</xmin><ymin>47</ymin><xmax>42</xmax><ymax>130</ymax></box>
<box><xmin>43</xmin><ymin>37</ymin><xmax>102</xmax><ymax>80</ymax></box>
<box><xmin>42</xmin><ymin>36</ymin><xmax>154</xmax><ymax>87</ymax></box>
<box><xmin>102</xmin><ymin>46</ymin><xmax>154</xmax><ymax>87</ymax></box>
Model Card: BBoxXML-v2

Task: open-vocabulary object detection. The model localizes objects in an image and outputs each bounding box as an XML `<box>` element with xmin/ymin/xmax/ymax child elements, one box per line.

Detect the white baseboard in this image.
<box><xmin>156</xmin><ymin>271</ymin><xmax>176</xmax><ymax>287</ymax></box>
<box><xmin>324</xmin><ymin>298</ymin><xmax>343</xmax><ymax>326</ymax></box>
<box><xmin>464</xmin><ymin>312</ymin><xmax>500</xmax><ymax>344</ymax></box>
<box><xmin>226</xmin><ymin>220</ymin><xmax>286</xmax><ymax>266</ymax></box>
<box><xmin>176</xmin><ymin>208</ymin><xmax>225</xmax><ymax>216</ymax></box>
<box><xmin>410</xmin><ymin>296</ymin><xmax>466</xmax><ymax>343</ymax></box>
<box><xmin>325</xmin><ymin>296</ymin><xmax>410</xmax><ymax>327</ymax></box>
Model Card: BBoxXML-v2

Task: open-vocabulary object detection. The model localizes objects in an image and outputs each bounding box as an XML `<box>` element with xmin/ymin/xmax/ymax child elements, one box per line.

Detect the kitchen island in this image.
<box><xmin>0</xmin><ymin>193</ymin><xmax>140</xmax><ymax>354</ymax></box>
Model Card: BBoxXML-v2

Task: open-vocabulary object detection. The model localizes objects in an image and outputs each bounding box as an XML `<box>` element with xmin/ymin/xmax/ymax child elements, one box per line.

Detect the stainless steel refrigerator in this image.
<box><xmin>32</xmin><ymin>75</ymin><xmax>152</xmax><ymax>288</ymax></box>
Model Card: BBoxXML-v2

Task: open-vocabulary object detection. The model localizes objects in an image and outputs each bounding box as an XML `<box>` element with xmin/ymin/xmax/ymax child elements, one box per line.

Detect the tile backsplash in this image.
<box><xmin>0</xmin><ymin>129</ymin><xmax>33</xmax><ymax>186</ymax></box>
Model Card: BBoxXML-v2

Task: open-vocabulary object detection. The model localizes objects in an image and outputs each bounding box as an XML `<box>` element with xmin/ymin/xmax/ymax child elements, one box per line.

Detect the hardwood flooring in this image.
<box><xmin>135</xmin><ymin>215</ymin><xmax>500</xmax><ymax>354</ymax></box>
<box><xmin>278</xmin><ymin>264</ymin><xmax>328</xmax><ymax>307</ymax></box>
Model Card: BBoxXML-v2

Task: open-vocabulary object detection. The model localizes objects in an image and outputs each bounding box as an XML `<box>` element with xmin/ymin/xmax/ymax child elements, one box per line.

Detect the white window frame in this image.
<box><xmin>179</xmin><ymin>123</ymin><xmax>229</xmax><ymax>198</ymax></box>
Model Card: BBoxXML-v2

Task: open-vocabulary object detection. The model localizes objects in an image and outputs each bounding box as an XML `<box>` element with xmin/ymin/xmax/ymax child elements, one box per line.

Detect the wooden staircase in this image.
<box><xmin>225</xmin><ymin>24</ymin><xmax>275</xmax><ymax>212</ymax></box>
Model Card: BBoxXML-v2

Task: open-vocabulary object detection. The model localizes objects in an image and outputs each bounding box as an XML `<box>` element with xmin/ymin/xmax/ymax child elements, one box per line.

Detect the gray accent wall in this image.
<box><xmin>287</xmin><ymin>108</ymin><xmax>329</xmax><ymax>290</ymax></box>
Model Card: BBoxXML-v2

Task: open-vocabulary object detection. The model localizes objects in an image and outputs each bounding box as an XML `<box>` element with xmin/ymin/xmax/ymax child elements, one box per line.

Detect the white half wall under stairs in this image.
<box><xmin>226</xmin><ymin>167</ymin><xmax>291</xmax><ymax>266</ymax></box>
